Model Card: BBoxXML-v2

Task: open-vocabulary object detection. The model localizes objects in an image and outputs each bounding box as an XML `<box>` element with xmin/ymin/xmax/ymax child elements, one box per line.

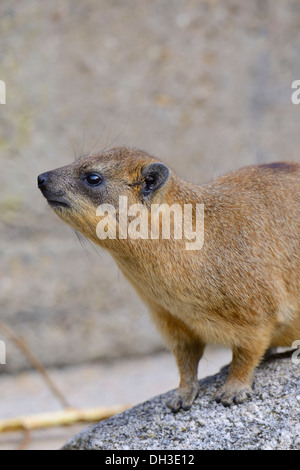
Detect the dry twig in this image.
<box><xmin>0</xmin><ymin>320</ymin><xmax>70</xmax><ymax>408</ymax></box>
<box><xmin>0</xmin><ymin>405</ymin><xmax>129</xmax><ymax>433</ymax></box>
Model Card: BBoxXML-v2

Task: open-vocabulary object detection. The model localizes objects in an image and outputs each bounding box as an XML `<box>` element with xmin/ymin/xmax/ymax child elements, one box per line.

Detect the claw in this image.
<box><xmin>215</xmin><ymin>385</ymin><xmax>252</xmax><ymax>407</ymax></box>
<box><xmin>166</xmin><ymin>383</ymin><xmax>199</xmax><ymax>412</ymax></box>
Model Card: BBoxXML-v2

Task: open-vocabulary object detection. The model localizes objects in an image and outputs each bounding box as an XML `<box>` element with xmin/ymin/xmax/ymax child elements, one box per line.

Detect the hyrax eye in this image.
<box><xmin>83</xmin><ymin>173</ymin><xmax>103</xmax><ymax>186</ymax></box>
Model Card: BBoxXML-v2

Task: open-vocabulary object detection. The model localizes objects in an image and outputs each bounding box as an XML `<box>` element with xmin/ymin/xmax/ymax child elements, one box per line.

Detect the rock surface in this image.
<box><xmin>63</xmin><ymin>353</ymin><xmax>300</xmax><ymax>450</ymax></box>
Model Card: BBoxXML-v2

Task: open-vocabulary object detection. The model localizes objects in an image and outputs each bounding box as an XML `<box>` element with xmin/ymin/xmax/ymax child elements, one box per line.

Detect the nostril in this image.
<box><xmin>37</xmin><ymin>175</ymin><xmax>44</xmax><ymax>187</ymax></box>
<box><xmin>37</xmin><ymin>172</ymin><xmax>48</xmax><ymax>188</ymax></box>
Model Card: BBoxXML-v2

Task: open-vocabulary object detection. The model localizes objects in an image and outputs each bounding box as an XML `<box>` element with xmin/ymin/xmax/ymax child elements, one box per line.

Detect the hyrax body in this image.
<box><xmin>38</xmin><ymin>147</ymin><xmax>300</xmax><ymax>409</ymax></box>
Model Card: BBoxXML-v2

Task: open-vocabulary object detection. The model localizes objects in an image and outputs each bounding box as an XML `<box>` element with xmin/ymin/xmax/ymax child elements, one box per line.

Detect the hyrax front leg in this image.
<box><xmin>167</xmin><ymin>338</ymin><xmax>205</xmax><ymax>412</ymax></box>
<box><xmin>149</xmin><ymin>306</ymin><xmax>205</xmax><ymax>411</ymax></box>
<box><xmin>215</xmin><ymin>336</ymin><xmax>271</xmax><ymax>406</ymax></box>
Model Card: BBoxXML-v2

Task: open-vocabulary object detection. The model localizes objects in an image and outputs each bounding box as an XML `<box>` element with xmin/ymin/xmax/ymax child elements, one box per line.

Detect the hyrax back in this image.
<box><xmin>38</xmin><ymin>148</ymin><xmax>300</xmax><ymax>409</ymax></box>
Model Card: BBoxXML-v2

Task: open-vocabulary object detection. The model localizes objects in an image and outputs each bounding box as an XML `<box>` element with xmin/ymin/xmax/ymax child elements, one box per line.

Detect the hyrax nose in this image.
<box><xmin>37</xmin><ymin>172</ymin><xmax>49</xmax><ymax>189</ymax></box>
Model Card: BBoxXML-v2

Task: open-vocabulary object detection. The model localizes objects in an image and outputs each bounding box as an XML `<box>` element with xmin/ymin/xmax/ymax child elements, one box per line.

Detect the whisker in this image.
<box><xmin>101</xmin><ymin>119</ymin><xmax>130</xmax><ymax>154</ymax></box>
<box><xmin>102</xmin><ymin>125</ymin><xmax>111</xmax><ymax>153</ymax></box>
<box><xmin>72</xmin><ymin>229</ymin><xmax>93</xmax><ymax>263</ymax></box>
<box><xmin>85</xmin><ymin>123</ymin><xmax>107</xmax><ymax>157</ymax></box>
<box><xmin>72</xmin><ymin>206</ymin><xmax>104</xmax><ymax>261</ymax></box>
<box><xmin>68</xmin><ymin>136</ymin><xmax>77</xmax><ymax>160</ymax></box>
<box><xmin>78</xmin><ymin>129</ymin><xmax>86</xmax><ymax>160</ymax></box>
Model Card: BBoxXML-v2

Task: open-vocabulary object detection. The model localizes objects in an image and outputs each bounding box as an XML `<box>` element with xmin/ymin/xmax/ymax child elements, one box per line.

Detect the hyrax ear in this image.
<box><xmin>141</xmin><ymin>163</ymin><xmax>170</xmax><ymax>199</ymax></box>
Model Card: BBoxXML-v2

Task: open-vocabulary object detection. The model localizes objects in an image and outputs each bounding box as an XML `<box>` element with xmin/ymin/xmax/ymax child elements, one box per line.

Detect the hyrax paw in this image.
<box><xmin>166</xmin><ymin>384</ymin><xmax>199</xmax><ymax>412</ymax></box>
<box><xmin>215</xmin><ymin>384</ymin><xmax>252</xmax><ymax>407</ymax></box>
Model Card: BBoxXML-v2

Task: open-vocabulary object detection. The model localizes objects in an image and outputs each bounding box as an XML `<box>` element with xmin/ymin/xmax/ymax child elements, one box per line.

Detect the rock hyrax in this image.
<box><xmin>38</xmin><ymin>147</ymin><xmax>300</xmax><ymax>409</ymax></box>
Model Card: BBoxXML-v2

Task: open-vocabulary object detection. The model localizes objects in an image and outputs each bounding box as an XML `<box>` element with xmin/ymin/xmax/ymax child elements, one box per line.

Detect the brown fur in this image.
<box><xmin>38</xmin><ymin>147</ymin><xmax>300</xmax><ymax>408</ymax></box>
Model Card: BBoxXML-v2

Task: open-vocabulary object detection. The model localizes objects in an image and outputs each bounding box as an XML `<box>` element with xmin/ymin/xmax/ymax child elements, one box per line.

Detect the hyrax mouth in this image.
<box><xmin>37</xmin><ymin>171</ymin><xmax>71</xmax><ymax>209</ymax></box>
<box><xmin>47</xmin><ymin>198</ymin><xmax>71</xmax><ymax>209</ymax></box>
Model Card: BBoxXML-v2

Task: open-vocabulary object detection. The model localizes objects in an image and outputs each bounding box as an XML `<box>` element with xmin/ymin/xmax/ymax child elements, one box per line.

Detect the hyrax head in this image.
<box><xmin>38</xmin><ymin>146</ymin><xmax>170</xmax><ymax>244</ymax></box>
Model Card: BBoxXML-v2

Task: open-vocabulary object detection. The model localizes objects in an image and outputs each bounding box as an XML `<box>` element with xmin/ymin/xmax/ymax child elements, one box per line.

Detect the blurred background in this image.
<box><xmin>0</xmin><ymin>0</ymin><xmax>300</xmax><ymax>449</ymax></box>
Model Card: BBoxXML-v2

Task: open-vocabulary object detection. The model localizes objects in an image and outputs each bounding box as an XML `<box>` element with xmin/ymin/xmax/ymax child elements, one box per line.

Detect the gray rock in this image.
<box><xmin>62</xmin><ymin>352</ymin><xmax>300</xmax><ymax>450</ymax></box>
